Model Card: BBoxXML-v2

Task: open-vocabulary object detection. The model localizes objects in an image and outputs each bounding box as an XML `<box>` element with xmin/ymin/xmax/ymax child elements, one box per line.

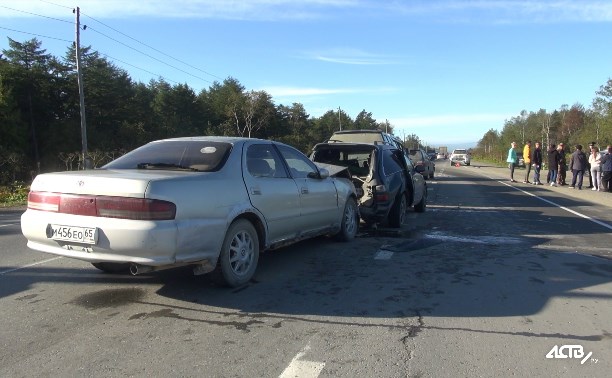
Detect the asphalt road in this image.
<box><xmin>1</xmin><ymin>161</ymin><xmax>611</xmax><ymax>377</ymax></box>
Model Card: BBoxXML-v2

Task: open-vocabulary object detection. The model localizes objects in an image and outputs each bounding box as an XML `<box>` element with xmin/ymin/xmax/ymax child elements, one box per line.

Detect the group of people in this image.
<box><xmin>506</xmin><ymin>140</ymin><xmax>612</xmax><ymax>192</ymax></box>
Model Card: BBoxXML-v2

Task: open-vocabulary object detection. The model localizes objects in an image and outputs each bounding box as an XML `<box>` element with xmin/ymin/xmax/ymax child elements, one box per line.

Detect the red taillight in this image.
<box><xmin>28</xmin><ymin>192</ymin><xmax>60</xmax><ymax>212</ymax></box>
<box><xmin>96</xmin><ymin>197</ymin><xmax>176</xmax><ymax>220</ymax></box>
<box><xmin>28</xmin><ymin>191</ymin><xmax>176</xmax><ymax>220</ymax></box>
<box><xmin>374</xmin><ymin>185</ymin><xmax>389</xmax><ymax>202</ymax></box>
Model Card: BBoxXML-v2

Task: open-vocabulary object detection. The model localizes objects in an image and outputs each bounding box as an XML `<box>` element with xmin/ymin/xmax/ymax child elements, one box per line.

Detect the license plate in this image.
<box><xmin>48</xmin><ymin>224</ymin><xmax>98</xmax><ymax>245</ymax></box>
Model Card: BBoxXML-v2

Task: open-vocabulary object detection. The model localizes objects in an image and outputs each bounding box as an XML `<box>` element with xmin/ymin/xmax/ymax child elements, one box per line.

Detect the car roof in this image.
<box><xmin>332</xmin><ymin>130</ymin><xmax>385</xmax><ymax>135</ymax></box>
<box><xmin>313</xmin><ymin>141</ymin><xmax>391</xmax><ymax>150</ymax></box>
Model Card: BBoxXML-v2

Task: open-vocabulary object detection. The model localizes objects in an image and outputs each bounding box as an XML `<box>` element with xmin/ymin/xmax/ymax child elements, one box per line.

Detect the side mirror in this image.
<box><xmin>318</xmin><ymin>168</ymin><xmax>330</xmax><ymax>179</ymax></box>
<box><xmin>415</xmin><ymin>165</ymin><xmax>425</xmax><ymax>173</ymax></box>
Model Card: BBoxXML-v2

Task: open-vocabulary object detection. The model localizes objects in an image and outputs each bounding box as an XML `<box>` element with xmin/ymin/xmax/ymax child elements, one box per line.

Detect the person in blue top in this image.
<box><xmin>601</xmin><ymin>145</ymin><xmax>612</xmax><ymax>192</ymax></box>
<box><xmin>506</xmin><ymin>141</ymin><xmax>518</xmax><ymax>182</ymax></box>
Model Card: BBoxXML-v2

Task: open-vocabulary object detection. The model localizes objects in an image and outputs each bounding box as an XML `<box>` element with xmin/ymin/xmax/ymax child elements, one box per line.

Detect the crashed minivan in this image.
<box><xmin>311</xmin><ymin>142</ymin><xmax>427</xmax><ymax>227</ymax></box>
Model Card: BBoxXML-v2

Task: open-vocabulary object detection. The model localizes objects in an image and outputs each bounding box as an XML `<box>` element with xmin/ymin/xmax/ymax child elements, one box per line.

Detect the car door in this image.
<box><xmin>403</xmin><ymin>154</ymin><xmax>425</xmax><ymax>204</ymax></box>
<box><xmin>276</xmin><ymin>144</ymin><xmax>339</xmax><ymax>233</ymax></box>
<box><xmin>242</xmin><ymin>143</ymin><xmax>303</xmax><ymax>243</ymax></box>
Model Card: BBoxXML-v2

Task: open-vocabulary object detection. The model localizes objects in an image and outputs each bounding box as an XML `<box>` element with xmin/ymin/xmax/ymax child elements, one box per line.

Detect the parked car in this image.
<box><xmin>409</xmin><ymin>149</ymin><xmax>435</xmax><ymax>179</ymax></box>
<box><xmin>427</xmin><ymin>152</ymin><xmax>437</xmax><ymax>161</ymax></box>
<box><xmin>436</xmin><ymin>152</ymin><xmax>446</xmax><ymax>159</ymax></box>
<box><xmin>21</xmin><ymin>137</ymin><xmax>359</xmax><ymax>287</ymax></box>
<box><xmin>310</xmin><ymin>142</ymin><xmax>427</xmax><ymax>228</ymax></box>
<box><xmin>327</xmin><ymin>129</ymin><xmax>405</xmax><ymax>151</ymax></box>
<box><xmin>450</xmin><ymin>149</ymin><xmax>471</xmax><ymax>166</ymax></box>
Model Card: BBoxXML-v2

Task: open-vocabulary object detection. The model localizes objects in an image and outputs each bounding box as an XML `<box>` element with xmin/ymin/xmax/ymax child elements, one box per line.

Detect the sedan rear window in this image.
<box><xmin>103</xmin><ymin>141</ymin><xmax>232</xmax><ymax>172</ymax></box>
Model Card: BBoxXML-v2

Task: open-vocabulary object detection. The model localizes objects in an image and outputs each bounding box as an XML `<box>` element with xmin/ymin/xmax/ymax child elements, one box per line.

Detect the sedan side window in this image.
<box><xmin>247</xmin><ymin>144</ymin><xmax>288</xmax><ymax>178</ymax></box>
<box><xmin>277</xmin><ymin>145</ymin><xmax>319</xmax><ymax>179</ymax></box>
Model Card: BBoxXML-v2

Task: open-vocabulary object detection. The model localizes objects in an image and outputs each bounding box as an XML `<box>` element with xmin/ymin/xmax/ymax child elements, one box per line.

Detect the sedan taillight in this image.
<box><xmin>28</xmin><ymin>191</ymin><xmax>176</xmax><ymax>220</ymax></box>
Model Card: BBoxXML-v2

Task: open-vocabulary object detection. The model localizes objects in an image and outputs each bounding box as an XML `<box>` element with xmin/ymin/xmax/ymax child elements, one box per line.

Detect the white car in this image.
<box><xmin>21</xmin><ymin>137</ymin><xmax>359</xmax><ymax>287</ymax></box>
<box><xmin>450</xmin><ymin>149</ymin><xmax>471</xmax><ymax>166</ymax></box>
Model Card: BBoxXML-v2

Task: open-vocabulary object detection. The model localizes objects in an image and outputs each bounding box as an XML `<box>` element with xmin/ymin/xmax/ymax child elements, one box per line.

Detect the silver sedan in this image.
<box><xmin>21</xmin><ymin>137</ymin><xmax>359</xmax><ymax>287</ymax></box>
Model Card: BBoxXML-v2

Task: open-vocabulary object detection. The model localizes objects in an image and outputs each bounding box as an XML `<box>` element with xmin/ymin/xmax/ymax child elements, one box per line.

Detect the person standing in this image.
<box><xmin>557</xmin><ymin>143</ymin><xmax>567</xmax><ymax>185</ymax></box>
<box><xmin>589</xmin><ymin>145</ymin><xmax>602</xmax><ymax>191</ymax></box>
<box><xmin>531</xmin><ymin>141</ymin><xmax>543</xmax><ymax>185</ymax></box>
<box><xmin>601</xmin><ymin>145</ymin><xmax>612</xmax><ymax>192</ymax></box>
<box><xmin>569</xmin><ymin>144</ymin><xmax>588</xmax><ymax>189</ymax></box>
<box><xmin>547</xmin><ymin>144</ymin><xmax>559</xmax><ymax>187</ymax></box>
<box><xmin>586</xmin><ymin>142</ymin><xmax>596</xmax><ymax>188</ymax></box>
<box><xmin>506</xmin><ymin>142</ymin><xmax>518</xmax><ymax>182</ymax></box>
<box><xmin>523</xmin><ymin>140</ymin><xmax>532</xmax><ymax>183</ymax></box>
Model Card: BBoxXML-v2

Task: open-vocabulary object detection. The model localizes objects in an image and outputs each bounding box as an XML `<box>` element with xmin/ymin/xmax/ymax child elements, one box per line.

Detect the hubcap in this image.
<box><xmin>229</xmin><ymin>230</ymin><xmax>254</xmax><ymax>276</ymax></box>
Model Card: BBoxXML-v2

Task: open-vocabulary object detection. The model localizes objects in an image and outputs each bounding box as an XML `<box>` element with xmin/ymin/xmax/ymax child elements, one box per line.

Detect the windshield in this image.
<box><xmin>103</xmin><ymin>140</ymin><xmax>232</xmax><ymax>172</ymax></box>
<box><xmin>453</xmin><ymin>149</ymin><xmax>467</xmax><ymax>154</ymax></box>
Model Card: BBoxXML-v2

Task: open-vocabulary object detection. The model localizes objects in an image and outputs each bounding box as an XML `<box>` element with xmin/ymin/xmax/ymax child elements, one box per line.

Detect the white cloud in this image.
<box><xmin>390</xmin><ymin>113</ymin><xmax>511</xmax><ymax>128</ymax></box>
<box><xmin>261</xmin><ymin>85</ymin><xmax>397</xmax><ymax>97</ymax></box>
<box><xmin>306</xmin><ymin>48</ymin><xmax>400</xmax><ymax>65</ymax></box>
<box><xmin>4</xmin><ymin>0</ymin><xmax>611</xmax><ymax>22</ymax></box>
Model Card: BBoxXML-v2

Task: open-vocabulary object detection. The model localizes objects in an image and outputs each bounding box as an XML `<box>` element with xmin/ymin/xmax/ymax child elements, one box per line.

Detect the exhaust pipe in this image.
<box><xmin>129</xmin><ymin>264</ymin><xmax>155</xmax><ymax>275</ymax></box>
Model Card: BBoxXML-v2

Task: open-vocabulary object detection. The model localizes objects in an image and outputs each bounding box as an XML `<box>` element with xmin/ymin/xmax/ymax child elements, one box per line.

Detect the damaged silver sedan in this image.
<box><xmin>21</xmin><ymin>137</ymin><xmax>358</xmax><ymax>287</ymax></box>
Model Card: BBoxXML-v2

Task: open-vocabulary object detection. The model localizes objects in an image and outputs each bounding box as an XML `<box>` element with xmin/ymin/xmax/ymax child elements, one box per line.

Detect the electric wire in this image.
<box><xmin>0</xmin><ymin>5</ymin><xmax>72</xmax><ymax>24</ymax></box>
<box><xmin>0</xmin><ymin>26</ymin><xmax>72</xmax><ymax>43</ymax></box>
<box><xmin>81</xmin><ymin>12</ymin><xmax>223</xmax><ymax>81</ymax></box>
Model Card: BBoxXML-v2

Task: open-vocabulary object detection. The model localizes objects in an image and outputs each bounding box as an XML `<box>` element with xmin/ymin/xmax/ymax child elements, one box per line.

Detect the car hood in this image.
<box><xmin>29</xmin><ymin>169</ymin><xmax>201</xmax><ymax>198</ymax></box>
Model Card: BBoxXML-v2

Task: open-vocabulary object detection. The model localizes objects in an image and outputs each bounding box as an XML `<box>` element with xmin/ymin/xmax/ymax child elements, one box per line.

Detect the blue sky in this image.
<box><xmin>2</xmin><ymin>1</ymin><xmax>612</xmax><ymax>148</ymax></box>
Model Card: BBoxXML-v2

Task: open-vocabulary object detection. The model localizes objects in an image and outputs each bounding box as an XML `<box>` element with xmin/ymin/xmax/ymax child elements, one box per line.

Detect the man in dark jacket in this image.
<box><xmin>557</xmin><ymin>143</ymin><xmax>567</xmax><ymax>185</ymax></box>
<box><xmin>569</xmin><ymin>144</ymin><xmax>588</xmax><ymax>189</ymax></box>
<box><xmin>531</xmin><ymin>141</ymin><xmax>543</xmax><ymax>185</ymax></box>
<box><xmin>601</xmin><ymin>145</ymin><xmax>612</xmax><ymax>192</ymax></box>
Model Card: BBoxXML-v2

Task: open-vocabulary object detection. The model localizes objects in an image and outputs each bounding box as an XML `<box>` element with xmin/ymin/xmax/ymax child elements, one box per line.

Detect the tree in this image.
<box><xmin>354</xmin><ymin>110</ymin><xmax>377</xmax><ymax>130</ymax></box>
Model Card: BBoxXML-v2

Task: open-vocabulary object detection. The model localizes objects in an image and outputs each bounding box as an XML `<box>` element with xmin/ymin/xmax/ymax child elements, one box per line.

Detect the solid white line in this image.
<box><xmin>279</xmin><ymin>344</ymin><xmax>325</xmax><ymax>378</ymax></box>
<box><xmin>0</xmin><ymin>222</ymin><xmax>19</xmax><ymax>228</ymax></box>
<box><xmin>491</xmin><ymin>177</ymin><xmax>612</xmax><ymax>231</ymax></box>
<box><xmin>0</xmin><ymin>257</ymin><xmax>63</xmax><ymax>275</ymax></box>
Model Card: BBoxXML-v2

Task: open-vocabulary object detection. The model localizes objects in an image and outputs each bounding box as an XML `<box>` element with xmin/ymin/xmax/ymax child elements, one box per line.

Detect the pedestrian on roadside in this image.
<box><xmin>586</xmin><ymin>142</ymin><xmax>596</xmax><ymax>188</ymax></box>
<box><xmin>547</xmin><ymin>144</ymin><xmax>559</xmax><ymax>187</ymax></box>
<box><xmin>601</xmin><ymin>145</ymin><xmax>612</xmax><ymax>192</ymax></box>
<box><xmin>506</xmin><ymin>142</ymin><xmax>518</xmax><ymax>182</ymax></box>
<box><xmin>589</xmin><ymin>145</ymin><xmax>602</xmax><ymax>191</ymax></box>
<box><xmin>531</xmin><ymin>141</ymin><xmax>543</xmax><ymax>185</ymax></box>
<box><xmin>557</xmin><ymin>143</ymin><xmax>567</xmax><ymax>185</ymax></box>
<box><xmin>569</xmin><ymin>144</ymin><xmax>588</xmax><ymax>189</ymax></box>
<box><xmin>523</xmin><ymin>140</ymin><xmax>532</xmax><ymax>183</ymax></box>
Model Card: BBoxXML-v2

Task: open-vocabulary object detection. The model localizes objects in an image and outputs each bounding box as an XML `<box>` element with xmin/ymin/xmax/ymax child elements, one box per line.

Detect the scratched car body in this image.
<box><xmin>21</xmin><ymin>137</ymin><xmax>359</xmax><ymax>287</ymax></box>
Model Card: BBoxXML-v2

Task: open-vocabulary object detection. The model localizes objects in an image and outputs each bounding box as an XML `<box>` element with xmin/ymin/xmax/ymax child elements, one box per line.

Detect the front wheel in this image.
<box><xmin>414</xmin><ymin>192</ymin><xmax>427</xmax><ymax>213</ymax></box>
<box><xmin>335</xmin><ymin>197</ymin><xmax>358</xmax><ymax>241</ymax></box>
<box><xmin>215</xmin><ymin>219</ymin><xmax>259</xmax><ymax>287</ymax></box>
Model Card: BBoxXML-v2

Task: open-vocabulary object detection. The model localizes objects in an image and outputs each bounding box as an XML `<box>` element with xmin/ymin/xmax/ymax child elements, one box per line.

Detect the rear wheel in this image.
<box><xmin>335</xmin><ymin>197</ymin><xmax>358</xmax><ymax>241</ymax></box>
<box><xmin>388</xmin><ymin>193</ymin><xmax>407</xmax><ymax>228</ymax></box>
<box><xmin>91</xmin><ymin>262</ymin><xmax>130</xmax><ymax>273</ymax></box>
<box><xmin>215</xmin><ymin>219</ymin><xmax>259</xmax><ymax>287</ymax></box>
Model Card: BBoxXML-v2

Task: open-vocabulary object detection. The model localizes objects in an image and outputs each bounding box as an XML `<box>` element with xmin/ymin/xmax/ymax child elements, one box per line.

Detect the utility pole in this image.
<box><xmin>338</xmin><ymin>107</ymin><xmax>342</xmax><ymax>131</ymax></box>
<box><xmin>74</xmin><ymin>7</ymin><xmax>90</xmax><ymax>169</ymax></box>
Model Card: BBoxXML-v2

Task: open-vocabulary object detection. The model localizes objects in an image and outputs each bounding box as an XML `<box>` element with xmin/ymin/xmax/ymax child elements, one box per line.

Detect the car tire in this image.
<box><xmin>414</xmin><ymin>190</ymin><xmax>427</xmax><ymax>213</ymax></box>
<box><xmin>388</xmin><ymin>192</ymin><xmax>407</xmax><ymax>228</ymax></box>
<box><xmin>215</xmin><ymin>219</ymin><xmax>259</xmax><ymax>287</ymax></box>
<box><xmin>91</xmin><ymin>262</ymin><xmax>130</xmax><ymax>273</ymax></box>
<box><xmin>335</xmin><ymin>197</ymin><xmax>358</xmax><ymax>241</ymax></box>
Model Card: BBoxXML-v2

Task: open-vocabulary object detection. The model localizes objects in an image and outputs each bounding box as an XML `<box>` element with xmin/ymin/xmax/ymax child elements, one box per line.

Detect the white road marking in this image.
<box><xmin>0</xmin><ymin>257</ymin><xmax>63</xmax><ymax>275</ymax></box>
<box><xmin>0</xmin><ymin>222</ymin><xmax>19</xmax><ymax>228</ymax></box>
<box><xmin>374</xmin><ymin>250</ymin><xmax>394</xmax><ymax>260</ymax></box>
<box><xmin>485</xmin><ymin>175</ymin><xmax>612</xmax><ymax>231</ymax></box>
<box><xmin>279</xmin><ymin>344</ymin><xmax>325</xmax><ymax>378</ymax></box>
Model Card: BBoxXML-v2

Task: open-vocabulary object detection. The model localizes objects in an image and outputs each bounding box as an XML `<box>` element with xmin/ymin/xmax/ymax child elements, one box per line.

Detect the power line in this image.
<box><xmin>98</xmin><ymin>51</ymin><xmax>179</xmax><ymax>85</ymax></box>
<box><xmin>0</xmin><ymin>26</ymin><xmax>72</xmax><ymax>43</ymax></box>
<box><xmin>0</xmin><ymin>5</ymin><xmax>72</xmax><ymax>24</ymax></box>
<box><xmin>81</xmin><ymin>11</ymin><xmax>223</xmax><ymax>81</ymax></box>
<box><xmin>85</xmin><ymin>26</ymin><xmax>214</xmax><ymax>84</ymax></box>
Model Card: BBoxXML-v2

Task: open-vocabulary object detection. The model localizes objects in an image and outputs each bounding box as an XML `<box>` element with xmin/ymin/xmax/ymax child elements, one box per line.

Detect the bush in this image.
<box><xmin>0</xmin><ymin>181</ymin><xmax>29</xmax><ymax>207</ymax></box>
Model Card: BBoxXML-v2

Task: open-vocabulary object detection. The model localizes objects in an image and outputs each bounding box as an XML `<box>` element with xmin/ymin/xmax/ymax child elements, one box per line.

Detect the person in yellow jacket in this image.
<box><xmin>523</xmin><ymin>140</ymin><xmax>532</xmax><ymax>183</ymax></box>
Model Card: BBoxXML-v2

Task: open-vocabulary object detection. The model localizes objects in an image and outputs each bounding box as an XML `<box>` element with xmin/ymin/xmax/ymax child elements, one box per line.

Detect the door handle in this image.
<box><xmin>301</xmin><ymin>187</ymin><xmax>309</xmax><ymax>194</ymax></box>
<box><xmin>250</xmin><ymin>187</ymin><xmax>261</xmax><ymax>195</ymax></box>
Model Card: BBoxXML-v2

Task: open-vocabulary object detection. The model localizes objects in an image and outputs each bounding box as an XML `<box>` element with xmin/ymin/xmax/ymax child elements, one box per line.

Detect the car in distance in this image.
<box><xmin>450</xmin><ymin>149</ymin><xmax>471</xmax><ymax>166</ymax></box>
<box><xmin>21</xmin><ymin>137</ymin><xmax>359</xmax><ymax>287</ymax></box>
<box><xmin>310</xmin><ymin>141</ymin><xmax>427</xmax><ymax>228</ymax></box>
<box><xmin>409</xmin><ymin>149</ymin><xmax>435</xmax><ymax>179</ymax></box>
